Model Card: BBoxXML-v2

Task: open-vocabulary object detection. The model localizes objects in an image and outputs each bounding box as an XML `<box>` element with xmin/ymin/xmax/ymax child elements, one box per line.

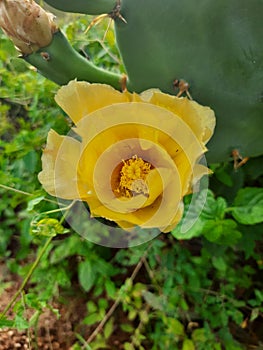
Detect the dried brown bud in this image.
<box><xmin>0</xmin><ymin>0</ymin><xmax>58</xmax><ymax>54</ymax></box>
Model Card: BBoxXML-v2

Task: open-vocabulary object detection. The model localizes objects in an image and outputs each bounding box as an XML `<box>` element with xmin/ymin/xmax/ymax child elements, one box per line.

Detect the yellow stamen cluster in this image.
<box><xmin>117</xmin><ymin>155</ymin><xmax>152</xmax><ymax>198</ymax></box>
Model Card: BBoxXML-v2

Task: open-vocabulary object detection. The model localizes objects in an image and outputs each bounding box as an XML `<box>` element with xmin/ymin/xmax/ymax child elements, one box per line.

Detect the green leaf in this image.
<box><xmin>27</xmin><ymin>196</ymin><xmax>45</xmax><ymax>212</ymax></box>
<box><xmin>164</xmin><ymin>317</ymin><xmax>185</xmax><ymax>336</ymax></box>
<box><xmin>0</xmin><ymin>318</ymin><xmax>14</xmax><ymax>328</ymax></box>
<box><xmin>83</xmin><ymin>313</ymin><xmax>100</xmax><ymax>325</ymax></box>
<box><xmin>255</xmin><ymin>289</ymin><xmax>263</xmax><ymax>302</ymax></box>
<box><xmin>139</xmin><ymin>310</ymin><xmax>149</xmax><ymax>324</ymax></box>
<box><xmin>50</xmin><ymin>235</ymin><xmax>82</xmax><ymax>264</ymax></box>
<box><xmin>105</xmin><ymin>279</ymin><xmax>116</xmax><ymax>298</ymax></box>
<box><xmin>203</xmin><ymin>219</ymin><xmax>241</xmax><ymax>245</ymax></box>
<box><xmin>124</xmin><ymin>343</ymin><xmax>135</xmax><ymax>350</ymax></box>
<box><xmin>78</xmin><ymin>260</ymin><xmax>96</xmax><ymax>292</ymax></box>
<box><xmin>104</xmin><ymin>318</ymin><xmax>114</xmax><ymax>339</ymax></box>
<box><xmin>14</xmin><ymin>315</ymin><xmax>29</xmax><ymax>330</ymax></box>
<box><xmin>182</xmin><ymin>339</ymin><xmax>195</xmax><ymax>350</ymax></box>
<box><xmin>212</xmin><ymin>256</ymin><xmax>227</xmax><ymax>272</ymax></box>
<box><xmin>237</xmin><ymin>224</ymin><xmax>262</xmax><ymax>258</ymax></box>
<box><xmin>232</xmin><ymin>187</ymin><xmax>263</xmax><ymax>225</ymax></box>
<box><xmin>172</xmin><ymin>190</ymin><xmax>238</xmax><ymax>245</ymax></box>
<box><xmin>121</xmin><ymin>323</ymin><xmax>135</xmax><ymax>333</ymax></box>
<box><xmin>191</xmin><ymin>328</ymin><xmax>206</xmax><ymax>343</ymax></box>
<box><xmin>87</xmin><ymin>301</ymin><xmax>97</xmax><ymax>313</ymax></box>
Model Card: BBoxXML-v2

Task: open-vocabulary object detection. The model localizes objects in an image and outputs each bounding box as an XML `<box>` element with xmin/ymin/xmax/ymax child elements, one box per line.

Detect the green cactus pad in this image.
<box><xmin>114</xmin><ymin>0</ymin><xmax>263</xmax><ymax>163</ymax></box>
<box><xmin>24</xmin><ymin>31</ymin><xmax>122</xmax><ymax>89</ymax></box>
<box><xmin>44</xmin><ymin>0</ymin><xmax>116</xmax><ymax>15</ymax></box>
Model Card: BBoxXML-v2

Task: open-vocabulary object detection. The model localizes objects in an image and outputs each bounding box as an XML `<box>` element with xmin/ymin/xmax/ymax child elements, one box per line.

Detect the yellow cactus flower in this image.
<box><xmin>38</xmin><ymin>81</ymin><xmax>216</xmax><ymax>232</ymax></box>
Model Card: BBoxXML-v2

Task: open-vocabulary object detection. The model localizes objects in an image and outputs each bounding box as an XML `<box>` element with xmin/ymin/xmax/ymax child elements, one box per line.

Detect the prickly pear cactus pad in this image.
<box><xmin>1</xmin><ymin>0</ymin><xmax>262</xmax><ymax>163</ymax></box>
<box><xmin>113</xmin><ymin>0</ymin><xmax>263</xmax><ymax>162</ymax></box>
<box><xmin>44</xmin><ymin>0</ymin><xmax>117</xmax><ymax>15</ymax></box>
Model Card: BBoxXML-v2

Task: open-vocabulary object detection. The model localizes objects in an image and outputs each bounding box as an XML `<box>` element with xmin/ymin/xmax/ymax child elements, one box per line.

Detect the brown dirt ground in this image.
<box><xmin>0</xmin><ymin>260</ymin><xmax>80</xmax><ymax>350</ymax></box>
<box><xmin>0</xmin><ymin>260</ymin><xmax>135</xmax><ymax>350</ymax></box>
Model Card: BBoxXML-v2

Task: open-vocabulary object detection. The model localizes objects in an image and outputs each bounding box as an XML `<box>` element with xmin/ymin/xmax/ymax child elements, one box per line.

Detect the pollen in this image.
<box><xmin>116</xmin><ymin>155</ymin><xmax>152</xmax><ymax>198</ymax></box>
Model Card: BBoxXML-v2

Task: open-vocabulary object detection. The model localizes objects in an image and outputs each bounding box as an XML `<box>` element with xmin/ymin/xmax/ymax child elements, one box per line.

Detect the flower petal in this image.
<box><xmin>143</xmin><ymin>90</ymin><xmax>216</xmax><ymax>144</ymax></box>
<box><xmin>38</xmin><ymin>129</ymin><xmax>81</xmax><ymax>199</ymax></box>
<box><xmin>55</xmin><ymin>80</ymin><xmax>131</xmax><ymax>124</ymax></box>
<box><xmin>76</xmin><ymin>102</ymin><xmax>205</xmax><ymax>164</ymax></box>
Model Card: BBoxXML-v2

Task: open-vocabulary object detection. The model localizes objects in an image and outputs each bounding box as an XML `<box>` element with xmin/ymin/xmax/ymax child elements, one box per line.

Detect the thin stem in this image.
<box><xmin>0</xmin><ymin>236</ymin><xmax>53</xmax><ymax>320</ymax></box>
<box><xmin>21</xmin><ymin>292</ymin><xmax>31</xmax><ymax>348</ymax></box>
<box><xmin>59</xmin><ymin>201</ymin><xmax>76</xmax><ymax>225</ymax></box>
<box><xmin>0</xmin><ymin>183</ymin><xmax>64</xmax><ymax>206</ymax></box>
<box><xmin>86</xmin><ymin>296</ymin><xmax>120</xmax><ymax>344</ymax></box>
<box><xmin>0</xmin><ymin>184</ymin><xmax>35</xmax><ymax>197</ymax></box>
<box><xmin>39</xmin><ymin>200</ymin><xmax>77</xmax><ymax>216</ymax></box>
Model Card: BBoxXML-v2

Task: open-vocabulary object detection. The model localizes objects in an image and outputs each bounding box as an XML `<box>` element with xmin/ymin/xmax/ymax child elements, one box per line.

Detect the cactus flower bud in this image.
<box><xmin>0</xmin><ymin>0</ymin><xmax>58</xmax><ymax>54</ymax></box>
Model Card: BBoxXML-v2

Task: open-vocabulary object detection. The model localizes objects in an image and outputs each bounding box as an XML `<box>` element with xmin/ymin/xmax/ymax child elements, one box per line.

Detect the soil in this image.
<box><xmin>0</xmin><ymin>260</ymin><xmax>134</xmax><ymax>350</ymax></box>
<box><xmin>0</xmin><ymin>260</ymin><xmax>80</xmax><ymax>350</ymax></box>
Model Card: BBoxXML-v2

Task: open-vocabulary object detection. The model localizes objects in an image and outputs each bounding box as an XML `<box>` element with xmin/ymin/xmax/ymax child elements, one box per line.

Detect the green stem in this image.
<box><xmin>37</xmin><ymin>200</ymin><xmax>76</xmax><ymax>217</ymax></box>
<box><xmin>24</xmin><ymin>30</ymin><xmax>123</xmax><ymax>90</ymax></box>
<box><xmin>44</xmin><ymin>0</ymin><xmax>117</xmax><ymax>15</ymax></box>
<box><xmin>0</xmin><ymin>183</ymin><xmax>61</xmax><ymax>205</ymax></box>
<box><xmin>0</xmin><ymin>236</ymin><xmax>53</xmax><ymax>320</ymax></box>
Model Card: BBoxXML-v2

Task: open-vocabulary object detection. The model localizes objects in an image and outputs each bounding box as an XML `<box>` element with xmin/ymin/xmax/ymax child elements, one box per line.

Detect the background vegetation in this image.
<box><xmin>0</xmin><ymin>13</ymin><xmax>263</xmax><ymax>350</ymax></box>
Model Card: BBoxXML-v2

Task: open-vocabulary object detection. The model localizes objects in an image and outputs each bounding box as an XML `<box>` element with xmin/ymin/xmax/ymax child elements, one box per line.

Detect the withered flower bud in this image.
<box><xmin>0</xmin><ymin>0</ymin><xmax>58</xmax><ymax>54</ymax></box>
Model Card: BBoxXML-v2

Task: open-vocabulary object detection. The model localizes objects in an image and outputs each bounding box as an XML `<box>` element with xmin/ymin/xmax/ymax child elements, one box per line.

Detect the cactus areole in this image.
<box><xmin>33</xmin><ymin>0</ymin><xmax>263</xmax><ymax>162</ymax></box>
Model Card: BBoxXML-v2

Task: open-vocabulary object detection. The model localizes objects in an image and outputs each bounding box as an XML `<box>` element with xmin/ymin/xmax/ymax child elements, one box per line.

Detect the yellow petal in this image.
<box><xmin>144</xmin><ymin>90</ymin><xmax>215</xmax><ymax>144</ymax></box>
<box><xmin>190</xmin><ymin>100</ymin><xmax>216</xmax><ymax>144</ymax></box>
<box><xmin>55</xmin><ymin>80</ymin><xmax>131</xmax><ymax>124</ymax></box>
<box><xmin>161</xmin><ymin>202</ymin><xmax>184</xmax><ymax>233</ymax></box>
<box><xmin>38</xmin><ymin>129</ymin><xmax>81</xmax><ymax>199</ymax></box>
<box><xmin>76</xmin><ymin>102</ymin><xmax>205</xmax><ymax>164</ymax></box>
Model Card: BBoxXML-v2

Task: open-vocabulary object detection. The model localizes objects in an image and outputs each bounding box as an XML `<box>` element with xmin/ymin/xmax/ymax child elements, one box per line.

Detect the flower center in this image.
<box><xmin>115</xmin><ymin>155</ymin><xmax>152</xmax><ymax>198</ymax></box>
